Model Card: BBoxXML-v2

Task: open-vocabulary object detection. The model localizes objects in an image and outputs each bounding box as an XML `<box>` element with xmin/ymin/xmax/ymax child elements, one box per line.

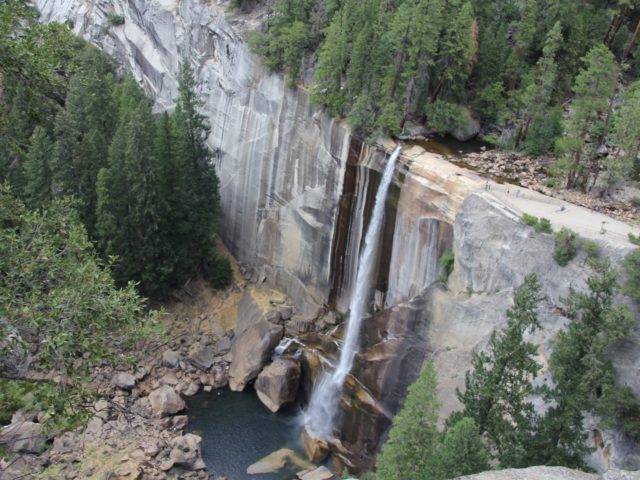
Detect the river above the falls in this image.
<box><xmin>186</xmin><ymin>389</ymin><xmax>305</xmax><ymax>480</ymax></box>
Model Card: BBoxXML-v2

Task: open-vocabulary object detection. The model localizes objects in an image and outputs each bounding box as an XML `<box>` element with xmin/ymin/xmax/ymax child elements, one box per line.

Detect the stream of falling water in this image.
<box><xmin>304</xmin><ymin>146</ymin><xmax>402</xmax><ymax>440</ymax></box>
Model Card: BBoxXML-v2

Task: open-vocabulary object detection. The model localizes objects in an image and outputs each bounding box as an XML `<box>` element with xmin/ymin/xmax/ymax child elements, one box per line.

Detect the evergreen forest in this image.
<box><xmin>0</xmin><ymin>0</ymin><xmax>228</xmax><ymax>431</ymax></box>
<box><xmin>0</xmin><ymin>0</ymin><xmax>228</xmax><ymax>297</ymax></box>
<box><xmin>245</xmin><ymin>0</ymin><xmax>640</xmax><ymax>191</ymax></box>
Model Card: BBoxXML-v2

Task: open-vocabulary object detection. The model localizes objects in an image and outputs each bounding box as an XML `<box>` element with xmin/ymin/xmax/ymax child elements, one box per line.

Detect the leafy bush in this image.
<box><xmin>0</xmin><ymin>379</ymin><xmax>91</xmax><ymax>432</ymax></box>
<box><xmin>545</xmin><ymin>178</ymin><xmax>557</xmax><ymax>188</ymax></box>
<box><xmin>425</xmin><ymin>101</ymin><xmax>468</xmax><ymax>135</ymax></box>
<box><xmin>553</xmin><ymin>227</ymin><xmax>578</xmax><ymax>266</ymax></box>
<box><xmin>439</xmin><ymin>251</ymin><xmax>455</xmax><ymax>283</ymax></box>
<box><xmin>629</xmin><ymin>233</ymin><xmax>640</xmax><ymax>246</ymax></box>
<box><xmin>209</xmin><ymin>256</ymin><xmax>233</xmax><ymax>290</ymax></box>
<box><xmin>534</xmin><ymin>217</ymin><xmax>553</xmax><ymax>234</ymax></box>
<box><xmin>581</xmin><ymin>239</ymin><xmax>602</xmax><ymax>261</ymax></box>
<box><xmin>631</xmin><ymin>197</ymin><xmax>640</xmax><ymax>208</ymax></box>
<box><xmin>523</xmin><ymin>107</ymin><xmax>563</xmax><ymax>156</ymax></box>
<box><xmin>0</xmin><ymin>188</ymin><xmax>159</xmax><ymax>424</ymax></box>
<box><xmin>521</xmin><ymin>214</ymin><xmax>552</xmax><ymax>233</ymax></box>
<box><xmin>622</xmin><ymin>249</ymin><xmax>640</xmax><ymax>302</ymax></box>
<box><xmin>107</xmin><ymin>14</ymin><xmax>125</xmax><ymax>26</ymax></box>
<box><xmin>520</xmin><ymin>213</ymin><xmax>538</xmax><ymax>226</ymax></box>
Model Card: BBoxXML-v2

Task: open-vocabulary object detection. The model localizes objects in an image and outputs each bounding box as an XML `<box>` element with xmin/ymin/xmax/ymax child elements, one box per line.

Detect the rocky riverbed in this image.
<box><xmin>0</xmin><ymin>264</ymin><xmax>333</xmax><ymax>480</ymax></box>
<box><xmin>459</xmin><ymin>150</ymin><xmax>639</xmax><ymax>222</ymax></box>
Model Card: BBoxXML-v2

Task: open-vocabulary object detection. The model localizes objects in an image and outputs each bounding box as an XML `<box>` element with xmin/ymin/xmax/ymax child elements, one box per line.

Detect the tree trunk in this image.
<box><xmin>623</xmin><ymin>17</ymin><xmax>640</xmax><ymax>61</ymax></box>
<box><xmin>515</xmin><ymin>115</ymin><xmax>532</xmax><ymax>149</ymax></box>
<box><xmin>599</xmin><ymin>92</ymin><xmax>616</xmax><ymax>146</ymax></box>
<box><xmin>430</xmin><ymin>63</ymin><xmax>450</xmax><ymax>103</ymax></box>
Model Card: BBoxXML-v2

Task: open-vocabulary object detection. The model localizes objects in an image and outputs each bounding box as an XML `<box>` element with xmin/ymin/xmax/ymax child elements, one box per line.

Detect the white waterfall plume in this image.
<box><xmin>303</xmin><ymin>146</ymin><xmax>402</xmax><ymax>439</ymax></box>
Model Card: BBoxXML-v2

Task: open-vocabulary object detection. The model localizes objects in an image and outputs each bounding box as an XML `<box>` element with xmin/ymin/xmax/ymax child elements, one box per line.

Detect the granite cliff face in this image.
<box><xmin>35</xmin><ymin>0</ymin><xmax>640</xmax><ymax>474</ymax></box>
<box><xmin>35</xmin><ymin>0</ymin><xmax>467</xmax><ymax>317</ymax></box>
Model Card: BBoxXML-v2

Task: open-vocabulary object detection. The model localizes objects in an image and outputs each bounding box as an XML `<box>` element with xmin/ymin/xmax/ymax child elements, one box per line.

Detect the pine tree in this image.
<box><xmin>608</xmin><ymin>81</ymin><xmax>640</xmax><ymax>183</ymax></box>
<box><xmin>22</xmin><ymin>126</ymin><xmax>53</xmax><ymax>206</ymax></box>
<box><xmin>172</xmin><ymin>62</ymin><xmax>220</xmax><ymax>279</ymax></box>
<box><xmin>429</xmin><ymin>1</ymin><xmax>475</xmax><ymax>103</ymax></box>
<box><xmin>457</xmin><ymin>273</ymin><xmax>543</xmax><ymax>467</ymax></box>
<box><xmin>375</xmin><ymin>363</ymin><xmax>441</xmax><ymax>480</ymax></box>
<box><xmin>540</xmin><ymin>259</ymin><xmax>638</xmax><ymax>463</ymax></box>
<box><xmin>51</xmin><ymin>49</ymin><xmax>116</xmax><ymax>237</ymax></box>
<box><xmin>96</xmin><ymin>76</ymin><xmax>176</xmax><ymax>294</ymax></box>
<box><xmin>312</xmin><ymin>9</ymin><xmax>348</xmax><ymax>116</ymax></box>
<box><xmin>559</xmin><ymin>44</ymin><xmax>619</xmax><ymax>189</ymax></box>
<box><xmin>436</xmin><ymin>417</ymin><xmax>489</xmax><ymax>479</ymax></box>
<box><xmin>515</xmin><ymin>21</ymin><xmax>563</xmax><ymax>149</ymax></box>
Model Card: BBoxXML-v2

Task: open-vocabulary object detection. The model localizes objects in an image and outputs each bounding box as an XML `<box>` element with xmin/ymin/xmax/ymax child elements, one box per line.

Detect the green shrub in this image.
<box><xmin>522</xmin><ymin>107</ymin><xmax>563</xmax><ymax>156</ymax></box>
<box><xmin>630</xmin><ymin>197</ymin><xmax>640</xmax><ymax>208</ymax></box>
<box><xmin>622</xmin><ymin>248</ymin><xmax>640</xmax><ymax>302</ymax></box>
<box><xmin>521</xmin><ymin>214</ymin><xmax>552</xmax><ymax>233</ymax></box>
<box><xmin>521</xmin><ymin>213</ymin><xmax>538</xmax><ymax>226</ymax></box>
<box><xmin>545</xmin><ymin>178</ymin><xmax>557</xmax><ymax>188</ymax></box>
<box><xmin>534</xmin><ymin>218</ymin><xmax>553</xmax><ymax>234</ymax></box>
<box><xmin>439</xmin><ymin>251</ymin><xmax>455</xmax><ymax>283</ymax></box>
<box><xmin>553</xmin><ymin>227</ymin><xmax>578</xmax><ymax>266</ymax></box>
<box><xmin>107</xmin><ymin>14</ymin><xmax>125</xmax><ymax>26</ymax></box>
<box><xmin>209</xmin><ymin>256</ymin><xmax>233</xmax><ymax>289</ymax></box>
<box><xmin>581</xmin><ymin>239</ymin><xmax>602</xmax><ymax>261</ymax></box>
<box><xmin>0</xmin><ymin>379</ymin><xmax>90</xmax><ymax>433</ymax></box>
<box><xmin>629</xmin><ymin>233</ymin><xmax>640</xmax><ymax>246</ymax></box>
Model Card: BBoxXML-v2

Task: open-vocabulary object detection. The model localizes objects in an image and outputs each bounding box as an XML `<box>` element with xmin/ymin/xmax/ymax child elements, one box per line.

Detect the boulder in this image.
<box><xmin>183</xmin><ymin>381</ymin><xmax>200</xmax><ymax>397</ymax></box>
<box><xmin>264</xmin><ymin>309</ymin><xmax>282</xmax><ymax>324</ymax></box>
<box><xmin>170</xmin><ymin>415</ymin><xmax>189</xmax><ymax>430</ymax></box>
<box><xmin>279</xmin><ymin>306</ymin><xmax>293</xmax><ymax>321</ymax></box>
<box><xmin>255</xmin><ymin>358</ymin><xmax>301</xmax><ymax>412</ymax></box>
<box><xmin>94</xmin><ymin>399</ymin><xmax>110</xmax><ymax>419</ymax></box>
<box><xmin>301</xmin><ymin>425</ymin><xmax>329</xmax><ymax>463</ymax></box>
<box><xmin>169</xmin><ymin>434</ymin><xmax>205</xmax><ymax>470</ymax></box>
<box><xmin>228</xmin><ymin>321</ymin><xmax>283</xmax><ymax>391</ymax></box>
<box><xmin>84</xmin><ymin>417</ymin><xmax>103</xmax><ymax>438</ymax></box>
<box><xmin>162</xmin><ymin>350</ymin><xmax>181</xmax><ymax>368</ymax></box>
<box><xmin>112</xmin><ymin>372</ymin><xmax>136</xmax><ymax>390</ymax></box>
<box><xmin>189</xmin><ymin>344</ymin><xmax>215</xmax><ymax>370</ymax></box>
<box><xmin>214</xmin><ymin>337</ymin><xmax>232</xmax><ymax>355</ymax></box>
<box><xmin>448</xmin><ymin>108</ymin><xmax>481</xmax><ymax>142</ymax></box>
<box><xmin>53</xmin><ymin>431</ymin><xmax>80</xmax><ymax>454</ymax></box>
<box><xmin>285</xmin><ymin>315</ymin><xmax>316</xmax><ymax>336</ymax></box>
<box><xmin>0</xmin><ymin>419</ymin><xmax>45</xmax><ymax>453</ymax></box>
<box><xmin>213</xmin><ymin>370</ymin><xmax>229</xmax><ymax>389</ymax></box>
<box><xmin>298</xmin><ymin>466</ymin><xmax>336</xmax><ymax>480</ymax></box>
<box><xmin>149</xmin><ymin>386</ymin><xmax>186</xmax><ymax>416</ymax></box>
<box><xmin>160</xmin><ymin>372</ymin><xmax>179</xmax><ymax>386</ymax></box>
<box><xmin>602</xmin><ymin>471</ymin><xmax>640</xmax><ymax>480</ymax></box>
<box><xmin>247</xmin><ymin>448</ymin><xmax>314</xmax><ymax>475</ymax></box>
<box><xmin>456</xmin><ymin>466</ymin><xmax>599</xmax><ymax>480</ymax></box>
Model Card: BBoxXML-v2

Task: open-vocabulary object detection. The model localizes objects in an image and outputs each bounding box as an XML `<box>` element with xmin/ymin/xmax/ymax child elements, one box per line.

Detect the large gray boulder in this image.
<box><xmin>188</xmin><ymin>343</ymin><xmax>215</xmax><ymax>370</ymax></box>
<box><xmin>112</xmin><ymin>372</ymin><xmax>136</xmax><ymax>390</ymax></box>
<box><xmin>449</xmin><ymin>108</ymin><xmax>481</xmax><ymax>142</ymax></box>
<box><xmin>228</xmin><ymin>321</ymin><xmax>283</xmax><ymax>391</ymax></box>
<box><xmin>148</xmin><ymin>386</ymin><xmax>185</xmax><ymax>417</ymax></box>
<box><xmin>168</xmin><ymin>434</ymin><xmax>206</xmax><ymax>470</ymax></box>
<box><xmin>255</xmin><ymin>357</ymin><xmax>301</xmax><ymax>412</ymax></box>
<box><xmin>0</xmin><ymin>416</ymin><xmax>45</xmax><ymax>453</ymax></box>
<box><xmin>456</xmin><ymin>466</ymin><xmax>640</xmax><ymax>480</ymax></box>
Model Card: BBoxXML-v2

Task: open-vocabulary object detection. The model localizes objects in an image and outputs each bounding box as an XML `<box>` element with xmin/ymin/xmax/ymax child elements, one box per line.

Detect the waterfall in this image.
<box><xmin>304</xmin><ymin>146</ymin><xmax>402</xmax><ymax>440</ymax></box>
